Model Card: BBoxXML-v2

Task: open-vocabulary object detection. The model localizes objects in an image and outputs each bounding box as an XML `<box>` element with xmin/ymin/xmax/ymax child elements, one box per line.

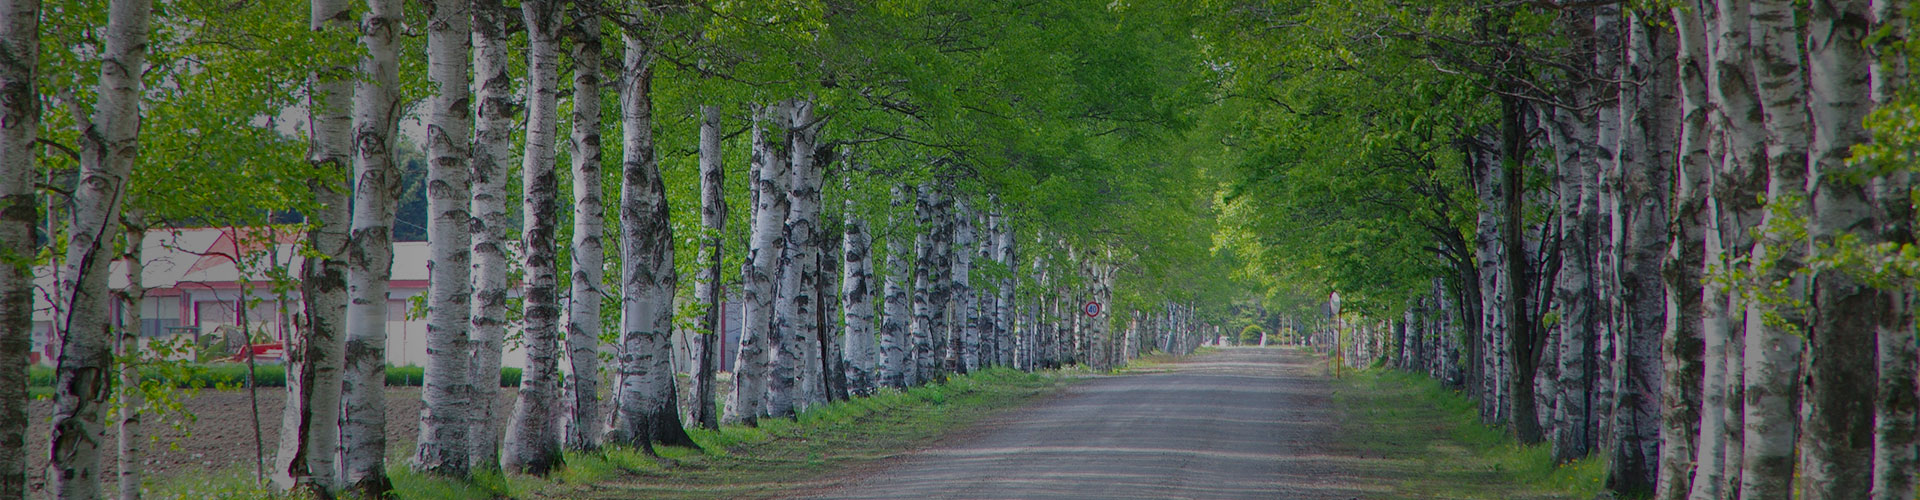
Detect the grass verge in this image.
<box><xmin>149</xmin><ymin>366</ymin><xmax>1067</xmax><ymax>499</ymax></box>
<box><xmin>1331</xmin><ymin>367</ymin><xmax>1605</xmax><ymax>499</ymax></box>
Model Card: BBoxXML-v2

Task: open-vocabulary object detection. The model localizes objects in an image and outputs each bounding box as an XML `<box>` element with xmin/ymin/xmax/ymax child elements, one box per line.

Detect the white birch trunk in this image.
<box><xmin>725</xmin><ymin>102</ymin><xmax>788</xmax><ymax>424</ymax></box>
<box><xmin>1740</xmin><ymin>2</ymin><xmax>1810</xmax><ymax>495</ymax></box>
<box><xmin>1659</xmin><ymin>5</ymin><xmax>1712</xmax><ymax>498</ymax></box>
<box><xmin>502</xmin><ymin>0</ymin><xmax>564</xmax><ymax>474</ymax></box>
<box><xmin>1547</xmin><ymin>10</ymin><xmax>1601</xmax><ymax>458</ymax></box>
<box><xmin>842</xmin><ymin>195</ymin><xmax>877</xmax><ymax>395</ymax></box>
<box><xmin>50</xmin><ymin>1</ymin><xmax>149</xmax><ymax>496</ymax></box>
<box><xmin>910</xmin><ymin>185</ymin><xmax>940</xmax><ymax>384</ymax></box>
<box><xmin>563</xmin><ymin>0</ymin><xmax>605</xmax><ymax>451</ymax></box>
<box><xmin>817</xmin><ymin>229</ymin><xmax>846</xmax><ymax>401</ymax></box>
<box><xmin>995</xmin><ymin>213</ymin><xmax>1015</xmax><ymax>368</ymax></box>
<box><xmin>609</xmin><ymin>29</ymin><xmax>694</xmax><ymax>447</ymax></box>
<box><xmin>275</xmin><ymin>0</ymin><xmax>352</xmax><ymax>490</ymax></box>
<box><xmin>340</xmin><ymin>0</ymin><xmax>402</xmax><ymax>491</ymax></box>
<box><xmin>1611</xmin><ymin>11</ymin><xmax>1675</xmax><ymax>493</ymax></box>
<box><xmin>1867</xmin><ymin>5</ymin><xmax>1916</xmax><ymax>499</ymax></box>
<box><xmin>0</xmin><ymin>0</ymin><xmax>35</xmax><ymax>494</ymax></box>
<box><xmin>693</xmin><ymin>104</ymin><xmax>724</xmax><ymax>430</ymax></box>
<box><xmin>878</xmin><ymin>186</ymin><xmax>913</xmax><ymax>388</ymax></box>
<box><xmin>1698</xmin><ymin>0</ymin><xmax>1767</xmax><ymax>493</ymax></box>
<box><xmin>114</xmin><ymin>222</ymin><xmax>143</xmax><ymax>500</ymax></box>
<box><xmin>952</xmin><ymin>199</ymin><xmax>976</xmax><ymax>373</ymax></box>
<box><xmin>929</xmin><ymin>186</ymin><xmax>955</xmax><ymax>377</ymax></box>
<box><xmin>414</xmin><ymin>0</ymin><xmax>475</xmax><ymax>476</ymax></box>
<box><xmin>465</xmin><ymin>0</ymin><xmax>514</xmax><ymax>471</ymax></box>
<box><xmin>1802</xmin><ymin>1</ymin><xmax>1879</xmax><ymax>497</ymax></box>
<box><xmin>776</xmin><ymin>100</ymin><xmax>824</xmax><ymax>412</ymax></box>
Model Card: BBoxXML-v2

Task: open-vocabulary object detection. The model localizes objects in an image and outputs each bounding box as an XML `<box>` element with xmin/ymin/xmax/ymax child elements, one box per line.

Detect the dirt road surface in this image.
<box><xmin>809</xmin><ymin>347</ymin><xmax>1377</xmax><ymax>499</ymax></box>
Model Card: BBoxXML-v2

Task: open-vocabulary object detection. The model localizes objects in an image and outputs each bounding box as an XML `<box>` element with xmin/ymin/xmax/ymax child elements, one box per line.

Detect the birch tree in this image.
<box><xmin>609</xmin><ymin>24</ymin><xmax>696</xmax><ymax>448</ymax></box>
<box><xmin>994</xmin><ymin>213</ymin><xmax>1016</xmax><ymax>368</ymax></box>
<box><xmin>112</xmin><ymin>219</ymin><xmax>143</xmax><ymax>500</ymax></box>
<box><xmin>1801</xmin><ymin>0</ymin><xmax>1879</xmax><ymax>496</ymax></box>
<box><xmin>466</xmin><ymin>0</ymin><xmax>515</xmax><ymax>470</ymax></box>
<box><xmin>692</xmin><ymin>104</ymin><xmax>724</xmax><ymax>430</ymax></box>
<box><xmin>952</xmin><ymin>198</ymin><xmax>976</xmax><ymax>373</ymax></box>
<box><xmin>1867</xmin><ymin>3</ymin><xmax>1916</xmax><ymax>498</ymax></box>
<box><xmin>725</xmin><ymin>102</ymin><xmax>788</xmax><ymax>424</ymax></box>
<box><xmin>563</xmin><ymin>0</ymin><xmax>605</xmax><ymax>451</ymax></box>
<box><xmin>842</xmin><ymin>193</ymin><xmax>877</xmax><ymax>395</ymax></box>
<box><xmin>275</xmin><ymin>0</ymin><xmax>353</xmax><ymax>491</ymax></box>
<box><xmin>774</xmin><ymin>100</ymin><xmax>824</xmax><ymax>413</ymax></box>
<box><xmin>1656</xmin><ymin>5</ymin><xmax>1711</xmax><ymax>498</ymax></box>
<box><xmin>1546</xmin><ymin>9</ymin><xmax>1601</xmax><ymax>460</ymax></box>
<box><xmin>910</xmin><ymin>184</ymin><xmax>939</xmax><ymax>384</ymax></box>
<box><xmin>1694</xmin><ymin>0</ymin><xmax>1768</xmax><ymax>495</ymax></box>
<box><xmin>338</xmin><ymin>0</ymin><xmax>403</xmax><ymax>491</ymax></box>
<box><xmin>1608</xmin><ymin>10</ymin><xmax>1675</xmax><ymax>493</ymax></box>
<box><xmin>415</xmin><ymin>0</ymin><xmax>475</xmax><ymax>476</ymax></box>
<box><xmin>49</xmin><ymin>0</ymin><xmax>151</xmax><ymax>496</ymax></box>
<box><xmin>502</xmin><ymin>0</ymin><xmax>564</xmax><ymax>474</ymax></box>
<box><xmin>1740</xmin><ymin>2</ymin><xmax>1810</xmax><ymax>495</ymax></box>
<box><xmin>0</xmin><ymin>0</ymin><xmax>38</xmax><ymax>497</ymax></box>
<box><xmin>879</xmin><ymin>185</ymin><xmax>913</xmax><ymax>388</ymax></box>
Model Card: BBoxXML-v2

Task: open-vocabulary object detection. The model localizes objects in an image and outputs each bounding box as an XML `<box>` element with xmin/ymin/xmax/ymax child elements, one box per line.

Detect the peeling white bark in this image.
<box><xmin>465</xmin><ymin>0</ymin><xmax>514</xmax><ymax>471</ymax></box>
<box><xmin>414</xmin><ymin>0</ymin><xmax>475</xmax><ymax>476</ymax></box>
<box><xmin>49</xmin><ymin>1</ymin><xmax>150</xmax><ymax>496</ymax></box>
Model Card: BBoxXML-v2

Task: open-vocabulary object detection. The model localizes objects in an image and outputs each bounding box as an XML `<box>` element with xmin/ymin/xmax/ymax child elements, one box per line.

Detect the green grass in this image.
<box><xmin>425</xmin><ymin>367</ymin><xmax>1064</xmax><ymax>499</ymax></box>
<box><xmin>156</xmin><ymin>367</ymin><xmax>1069</xmax><ymax>499</ymax></box>
<box><xmin>1331</xmin><ymin>367</ymin><xmax>1605</xmax><ymax>499</ymax></box>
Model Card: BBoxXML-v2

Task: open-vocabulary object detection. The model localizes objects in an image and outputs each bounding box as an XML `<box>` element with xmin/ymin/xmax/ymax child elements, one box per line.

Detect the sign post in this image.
<box><xmin>1083</xmin><ymin>301</ymin><xmax>1102</xmax><ymax>318</ymax></box>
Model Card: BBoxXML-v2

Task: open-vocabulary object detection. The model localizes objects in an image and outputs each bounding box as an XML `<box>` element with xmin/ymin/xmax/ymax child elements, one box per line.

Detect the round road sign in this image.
<box><xmin>1083</xmin><ymin>301</ymin><xmax>1103</xmax><ymax>318</ymax></box>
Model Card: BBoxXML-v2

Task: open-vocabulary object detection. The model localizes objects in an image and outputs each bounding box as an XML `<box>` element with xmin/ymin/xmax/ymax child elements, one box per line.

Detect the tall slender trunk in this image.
<box><xmin>1867</xmin><ymin>4</ymin><xmax>1916</xmax><ymax>498</ymax></box>
<box><xmin>1698</xmin><ymin>0</ymin><xmax>1767</xmax><ymax>494</ymax></box>
<box><xmin>114</xmin><ymin>222</ymin><xmax>144</xmax><ymax>500</ymax></box>
<box><xmin>49</xmin><ymin>1</ymin><xmax>149</xmax><ymax>496</ymax></box>
<box><xmin>693</xmin><ymin>104</ymin><xmax>724</xmax><ymax>430</ymax></box>
<box><xmin>952</xmin><ymin>199</ymin><xmax>976</xmax><ymax>373</ymax></box>
<box><xmin>842</xmin><ymin>194</ymin><xmax>877</xmax><ymax>395</ymax></box>
<box><xmin>563</xmin><ymin>0</ymin><xmax>605</xmax><ymax>451</ymax></box>
<box><xmin>1591</xmin><ymin>7</ymin><xmax>1626</xmax><ymax>451</ymax></box>
<box><xmin>466</xmin><ymin>0</ymin><xmax>513</xmax><ymax>471</ymax></box>
<box><xmin>1470</xmin><ymin>142</ymin><xmax>1506</xmax><ymax>425</ymax></box>
<box><xmin>776</xmin><ymin>100</ymin><xmax>824</xmax><ymax>413</ymax></box>
<box><xmin>725</xmin><ymin>102</ymin><xmax>788</xmax><ymax>424</ymax></box>
<box><xmin>1610</xmin><ymin>11</ymin><xmax>1675</xmax><ymax>494</ymax></box>
<box><xmin>818</xmin><ymin>227</ymin><xmax>846</xmax><ymax>402</ymax></box>
<box><xmin>340</xmin><ymin>0</ymin><xmax>402</xmax><ymax>491</ymax></box>
<box><xmin>415</xmin><ymin>0</ymin><xmax>475</xmax><ymax>476</ymax></box>
<box><xmin>1740</xmin><ymin>2</ymin><xmax>1810</xmax><ymax>496</ymax></box>
<box><xmin>609</xmin><ymin>30</ymin><xmax>695</xmax><ymax>448</ymax></box>
<box><xmin>1802</xmin><ymin>1</ymin><xmax>1878</xmax><ymax>497</ymax></box>
<box><xmin>1497</xmin><ymin>94</ymin><xmax>1543</xmax><ymax>444</ymax></box>
<box><xmin>910</xmin><ymin>184</ymin><xmax>940</xmax><ymax>384</ymax></box>
<box><xmin>1548</xmin><ymin>9</ymin><xmax>1601</xmax><ymax>460</ymax></box>
<box><xmin>502</xmin><ymin>0</ymin><xmax>564</xmax><ymax>474</ymax></box>
<box><xmin>0</xmin><ymin>0</ymin><xmax>35</xmax><ymax>493</ymax></box>
<box><xmin>276</xmin><ymin>0</ymin><xmax>352</xmax><ymax>490</ymax></box>
<box><xmin>929</xmin><ymin>184</ymin><xmax>955</xmax><ymax>379</ymax></box>
<box><xmin>1658</xmin><ymin>5</ymin><xmax>1712</xmax><ymax>498</ymax></box>
<box><xmin>879</xmin><ymin>186</ymin><xmax>912</xmax><ymax>388</ymax></box>
<box><xmin>995</xmin><ymin>213</ymin><xmax>1015</xmax><ymax>368</ymax></box>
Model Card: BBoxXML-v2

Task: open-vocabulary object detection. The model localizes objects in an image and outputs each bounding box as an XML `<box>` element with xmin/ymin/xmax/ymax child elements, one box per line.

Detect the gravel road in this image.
<box><xmin>809</xmin><ymin>347</ymin><xmax>1373</xmax><ymax>499</ymax></box>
